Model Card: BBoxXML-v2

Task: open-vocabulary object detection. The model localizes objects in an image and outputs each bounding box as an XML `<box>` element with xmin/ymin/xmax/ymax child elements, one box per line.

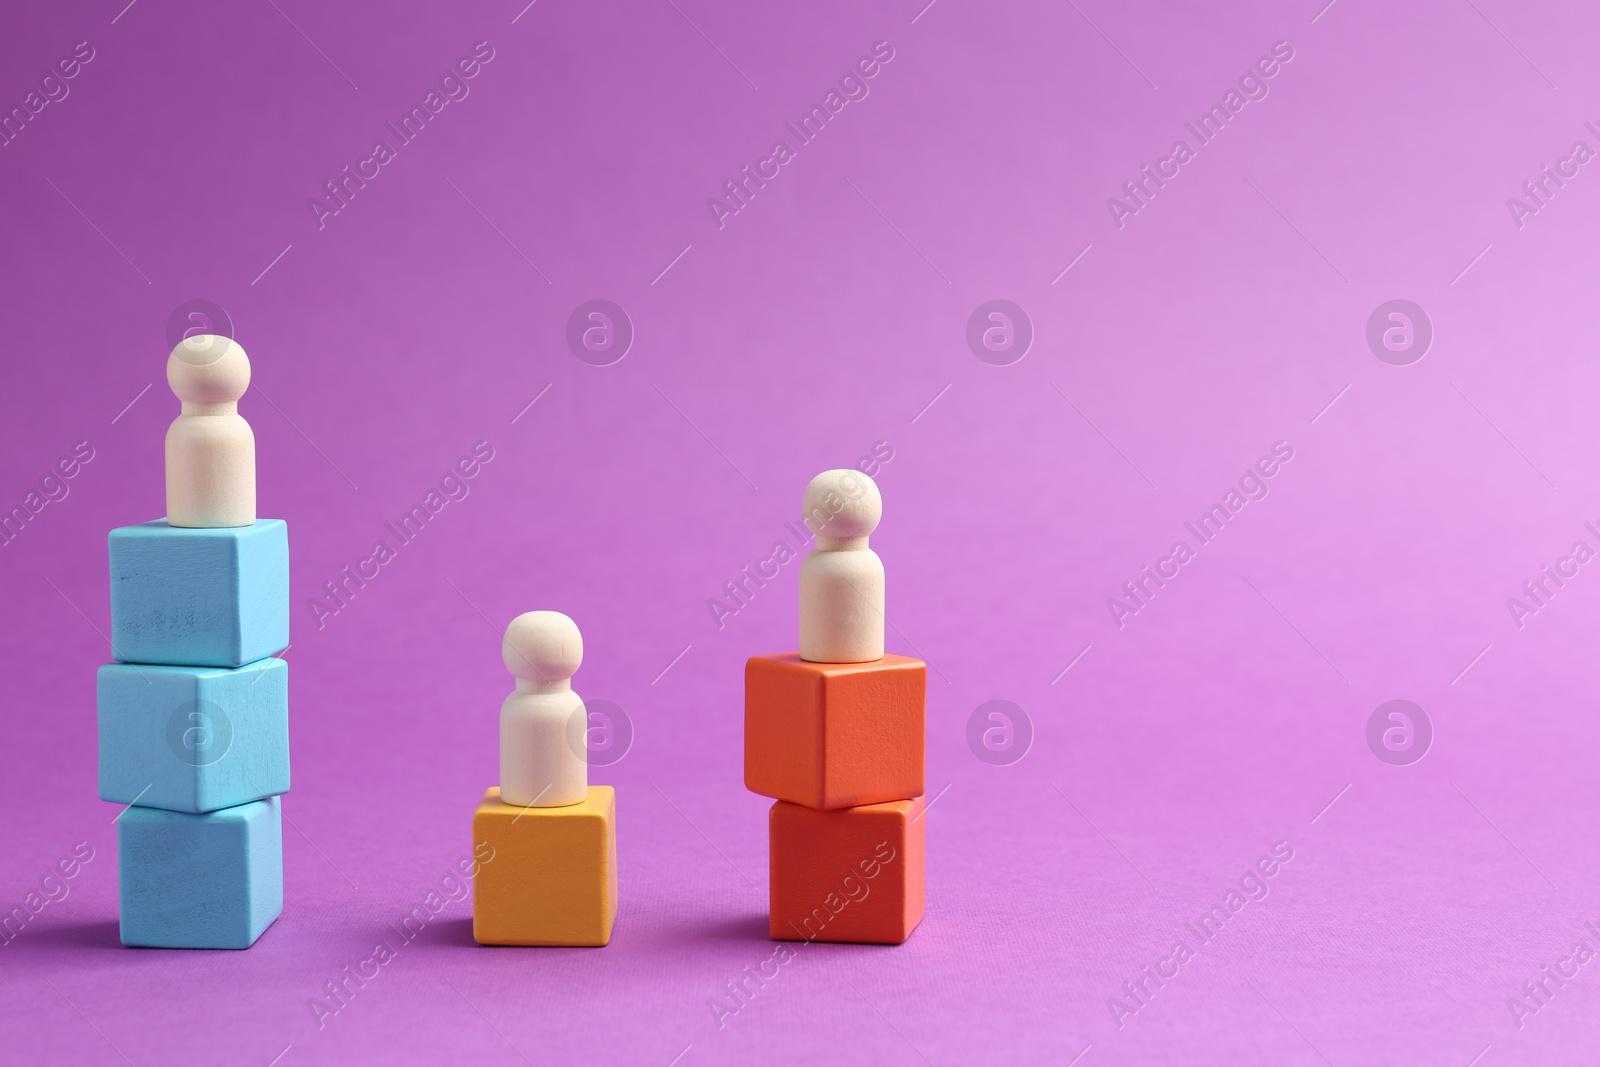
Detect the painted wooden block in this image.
<box><xmin>118</xmin><ymin>797</ymin><xmax>282</xmax><ymax>949</ymax></box>
<box><xmin>472</xmin><ymin>786</ymin><xmax>616</xmax><ymax>946</ymax></box>
<box><xmin>109</xmin><ymin>519</ymin><xmax>289</xmax><ymax>667</ymax></box>
<box><xmin>745</xmin><ymin>653</ymin><xmax>925</xmax><ymax>809</ymax></box>
<box><xmin>98</xmin><ymin>658</ymin><xmax>289</xmax><ymax>813</ymax></box>
<box><xmin>769</xmin><ymin>796</ymin><xmax>925</xmax><ymax>944</ymax></box>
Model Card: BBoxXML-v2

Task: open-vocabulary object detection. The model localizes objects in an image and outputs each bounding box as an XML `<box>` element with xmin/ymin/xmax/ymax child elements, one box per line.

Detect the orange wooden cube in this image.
<box><xmin>745</xmin><ymin>653</ymin><xmax>925</xmax><ymax>810</ymax></box>
<box><xmin>472</xmin><ymin>786</ymin><xmax>617</xmax><ymax>946</ymax></box>
<box><xmin>769</xmin><ymin>796</ymin><xmax>925</xmax><ymax>944</ymax></box>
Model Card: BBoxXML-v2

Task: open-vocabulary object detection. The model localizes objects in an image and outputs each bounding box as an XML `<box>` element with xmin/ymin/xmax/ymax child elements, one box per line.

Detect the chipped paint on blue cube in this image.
<box><xmin>117</xmin><ymin>797</ymin><xmax>283</xmax><ymax>949</ymax></box>
<box><xmin>98</xmin><ymin>658</ymin><xmax>289</xmax><ymax>813</ymax></box>
<box><xmin>108</xmin><ymin>519</ymin><xmax>289</xmax><ymax>668</ymax></box>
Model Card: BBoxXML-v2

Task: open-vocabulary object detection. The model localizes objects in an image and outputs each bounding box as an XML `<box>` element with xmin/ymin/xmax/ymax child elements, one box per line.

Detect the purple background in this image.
<box><xmin>4</xmin><ymin>0</ymin><xmax>1600</xmax><ymax>1062</ymax></box>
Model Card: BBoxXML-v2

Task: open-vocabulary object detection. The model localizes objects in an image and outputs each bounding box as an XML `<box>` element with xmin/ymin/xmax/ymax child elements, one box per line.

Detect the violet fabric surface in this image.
<box><xmin>4</xmin><ymin>0</ymin><xmax>1599</xmax><ymax>1063</ymax></box>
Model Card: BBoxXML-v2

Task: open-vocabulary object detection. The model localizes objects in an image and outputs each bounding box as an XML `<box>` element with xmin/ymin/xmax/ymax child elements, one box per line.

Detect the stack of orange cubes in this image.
<box><xmin>744</xmin><ymin>647</ymin><xmax>927</xmax><ymax>943</ymax></box>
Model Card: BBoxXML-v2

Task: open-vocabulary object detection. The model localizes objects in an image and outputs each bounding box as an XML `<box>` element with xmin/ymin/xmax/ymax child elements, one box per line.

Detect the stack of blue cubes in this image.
<box><xmin>99</xmin><ymin>518</ymin><xmax>291</xmax><ymax>949</ymax></box>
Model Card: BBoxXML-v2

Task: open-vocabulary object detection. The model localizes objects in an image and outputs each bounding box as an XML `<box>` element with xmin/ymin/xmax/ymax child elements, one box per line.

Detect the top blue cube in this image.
<box><xmin>109</xmin><ymin>520</ymin><xmax>289</xmax><ymax>667</ymax></box>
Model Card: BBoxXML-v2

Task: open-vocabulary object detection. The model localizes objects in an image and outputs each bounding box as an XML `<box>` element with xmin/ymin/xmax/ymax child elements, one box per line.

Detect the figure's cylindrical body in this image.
<box><xmin>500</xmin><ymin>687</ymin><xmax>588</xmax><ymax>807</ymax></box>
<box><xmin>165</xmin><ymin>411</ymin><xmax>256</xmax><ymax>528</ymax></box>
<box><xmin>799</xmin><ymin>546</ymin><xmax>885</xmax><ymax>662</ymax></box>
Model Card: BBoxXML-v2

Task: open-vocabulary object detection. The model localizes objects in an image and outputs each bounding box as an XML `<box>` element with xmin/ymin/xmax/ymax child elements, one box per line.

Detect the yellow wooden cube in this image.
<box><xmin>472</xmin><ymin>785</ymin><xmax>617</xmax><ymax>946</ymax></box>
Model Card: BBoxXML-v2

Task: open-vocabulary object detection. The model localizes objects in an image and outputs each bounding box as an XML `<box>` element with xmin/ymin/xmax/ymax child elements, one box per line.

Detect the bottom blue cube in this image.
<box><xmin>117</xmin><ymin>796</ymin><xmax>283</xmax><ymax>949</ymax></box>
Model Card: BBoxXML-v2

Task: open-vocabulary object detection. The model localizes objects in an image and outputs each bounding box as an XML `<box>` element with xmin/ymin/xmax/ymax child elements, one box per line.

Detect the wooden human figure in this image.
<box><xmin>798</xmin><ymin>469</ymin><xmax>885</xmax><ymax>663</ymax></box>
<box><xmin>500</xmin><ymin>611</ymin><xmax>588</xmax><ymax>808</ymax></box>
<box><xmin>165</xmin><ymin>336</ymin><xmax>255</xmax><ymax>528</ymax></box>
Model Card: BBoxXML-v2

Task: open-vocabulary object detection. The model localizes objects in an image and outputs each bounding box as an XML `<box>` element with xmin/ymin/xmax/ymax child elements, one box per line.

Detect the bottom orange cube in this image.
<box><xmin>472</xmin><ymin>785</ymin><xmax>617</xmax><ymax>946</ymax></box>
<box><xmin>769</xmin><ymin>796</ymin><xmax>925</xmax><ymax>945</ymax></box>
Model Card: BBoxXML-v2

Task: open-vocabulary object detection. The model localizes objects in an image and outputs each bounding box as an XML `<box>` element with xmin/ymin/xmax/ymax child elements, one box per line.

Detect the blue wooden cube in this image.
<box><xmin>109</xmin><ymin>519</ymin><xmax>289</xmax><ymax>668</ymax></box>
<box><xmin>98</xmin><ymin>658</ymin><xmax>289</xmax><ymax>813</ymax></box>
<box><xmin>118</xmin><ymin>797</ymin><xmax>283</xmax><ymax>949</ymax></box>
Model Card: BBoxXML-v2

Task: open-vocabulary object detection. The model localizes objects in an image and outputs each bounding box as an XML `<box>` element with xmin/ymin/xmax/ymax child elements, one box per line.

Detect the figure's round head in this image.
<box><xmin>167</xmin><ymin>336</ymin><xmax>250</xmax><ymax>404</ymax></box>
<box><xmin>502</xmin><ymin>611</ymin><xmax>583</xmax><ymax>684</ymax></box>
<box><xmin>802</xmin><ymin>469</ymin><xmax>882</xmax><ymax>539</ymax></box>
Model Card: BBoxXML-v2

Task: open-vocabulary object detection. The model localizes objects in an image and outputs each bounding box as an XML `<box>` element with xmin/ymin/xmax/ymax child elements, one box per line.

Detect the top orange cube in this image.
<box><xmin>744</xmin><ymin>653</ymin><xmax>925</xmax><ymax>809</ymax></box>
